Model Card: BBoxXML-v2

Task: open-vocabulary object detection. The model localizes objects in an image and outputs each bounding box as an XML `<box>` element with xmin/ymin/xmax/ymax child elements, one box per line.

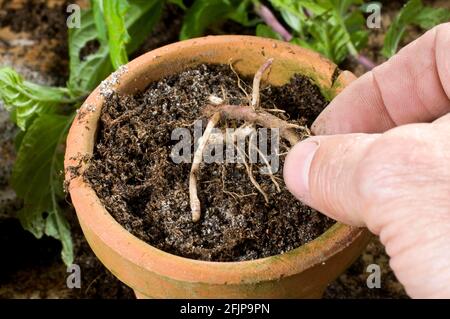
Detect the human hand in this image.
<box><xmin>284</xmin><ymin>23</ymin><xmax>450</xmax><ymax>298</ymax></box>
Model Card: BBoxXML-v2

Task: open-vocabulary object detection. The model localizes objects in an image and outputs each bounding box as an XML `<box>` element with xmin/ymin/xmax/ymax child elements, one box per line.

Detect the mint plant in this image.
<box><xmin>179</xmin><ymin>0</ymin><xmax>449</xmax><ymax>68</ymax></box>
<box><xmin>267</xmin><ymin>0</ymin><xmax>369</xmax><ymax>65</ymax></box>
<box><xmin>179</xmin><ymin>0</ymin><xmax>256</xmax><ymax>40</ymax></box>
<box><xmin>179</xmin><ymin>0</ymin><xmax>372</xmax><ymax>66</ymax></box>
<box><xmin>383</xmin><ymin>0</ymin><xmax>450</xmax><ymax>57</ymax></box>
<box><xmin>0</xmin><ymin>0</ymin><xmax>165</xmax><ymax>265</ymax></box>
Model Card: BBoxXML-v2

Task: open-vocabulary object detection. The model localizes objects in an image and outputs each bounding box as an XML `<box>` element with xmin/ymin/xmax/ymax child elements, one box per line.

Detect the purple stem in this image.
<box><xmin>303</xmin><ymin>7</ymin><xmax>312</xmax><ymax>18</ymax></box>
<box><xmin>355</xmin><ymin>54</ymin><xmax>377</xmax><ymax>71</ymax></box>
<box><xmin>254</xmin><ymin>3</ymin><xmax>293</xmax><ymax>42</ymax></box>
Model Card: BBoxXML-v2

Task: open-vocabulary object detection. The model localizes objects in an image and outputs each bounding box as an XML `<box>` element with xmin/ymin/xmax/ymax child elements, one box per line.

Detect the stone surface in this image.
<box><xmin>0</xmin><ymin>100</ymin><xmax>19</xmax><ymax>219</ymax></box>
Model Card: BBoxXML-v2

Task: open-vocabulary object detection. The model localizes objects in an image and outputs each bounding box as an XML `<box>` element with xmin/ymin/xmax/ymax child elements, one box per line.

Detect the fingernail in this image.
<box><xmin>284</xmin><ymin>139</ymin><xmax>319</xmax><ymax>199</ymax></box>
<box><xmin>311</xmin><ymin>117</ymin><xmax>326</xmax><ymax>135</ymax></box>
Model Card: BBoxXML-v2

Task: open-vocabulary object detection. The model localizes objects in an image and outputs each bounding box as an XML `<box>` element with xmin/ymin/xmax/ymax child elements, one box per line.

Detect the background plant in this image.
<box><xmin>0</xmin><ymin>0</ymin><xmax>448</xmax><ymax>264</ymax></box>
<box><xmin>0</xmin><ymin>0</ymin><xmax>168</xmax><ymax>265</ymax></box>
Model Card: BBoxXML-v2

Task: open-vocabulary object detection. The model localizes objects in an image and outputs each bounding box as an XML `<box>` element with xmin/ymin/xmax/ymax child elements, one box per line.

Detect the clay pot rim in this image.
<box><xmin>65</xmin><ymin>35</ymin><xmax>364</xmax><ymax>285</ymax></box>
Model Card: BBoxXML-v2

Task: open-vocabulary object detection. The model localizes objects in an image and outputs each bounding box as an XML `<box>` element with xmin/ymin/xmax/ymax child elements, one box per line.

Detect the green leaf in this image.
<box><xmin>14</xmin><ymin>130</ymin><xmax>26</xmax><ymax>151</ymax></box>
<box><xmin>168</xmin><ymin>0</ymin><xmax>186</xmax><ymax>10</ymax></box>
<box><xmin>293</xmin><ymin>18</ymin><xmax>349</xmax><ymax>63</ymax></box>
<box><xmin>382</xmin><ymin>0</ymin><xmax>450</xmax><ymax>58</ymax></box>
<box><xmin>103</xmin><ymin>0</ymin><xmax>131</xmax><ymax>69</ymax></box>
<box><xmin>326</xmin><ymin>0</ymin><xmax>365</xmax><ymax>57</ymax></box>
<box><xmin>269</xmin><ymin>0</ymin><xmax>367</xmax><ymax>63</ymax></box>
<box><xmin>180</xmin><ymin>0</ymin><xmax>252</xmax><ymax>40</ymax></box>
<box><xmin>345</xmin><ymin>9</ymin><xmax>368</xmax><ymax>52</ymax></box>
<box><xmin>91</xmin><ymin>0</ymin><xmax>108</xmax><ymax>46</ymax></box>
<box><xmin>125</xmin><ymin>0</ymin><xmax>165</xmax><ymax>53</ymax></box>
<box><xmin>382</xmin><ymin>0</ymin><xmax>423</xmax><ymax>58</ymax></box>
<box><xmin>228</xmin><ymin>0</ymin><xmax>254</xmax><ymax>26</ymax></box>
<box><xmin>269</xmin><ymin>0</ymin><xmax>328</xmax><ymax>17</ymax></box>
<box><xmin>0</xmin><ymin>68</ymin><xmax>74</xmax><ymax>130</ymax></box>
<box><xmin>280</xmin><ymin>8</ymin><xmax>302</xmax><ymax>33</ymax></box>
<box><xmin>45</xmin><ymin>205</ymin><xmax>73</xmax><ymax>266</ymax></box>
<box><xmin>256</xmin><ymin>24</ymin><xmax>283</xmax><ymax>40</ymax></box>
<box><xmin>67</xmin><ymin>8</ymin><xmax>113</xmax><ymax>96</ymax></box>
<box><xmin>413</xmin><ymin>6</ymin><xmax>450</xmax><ymax>30</ymax></box>
<box><xmin>68</xmin><ymin>1</ymin><xmax>163</xmax><ymax>95</ymax></box>
<box><xmin>180</xmin><ymin>0</ymin><xmax>233</xmax><ymax>39</ymax></box>
<box><xmin>331</xmin><ymin>0</ymin><xmax>364</xmax><ymax>16</ymax></box>
<box><xmin>13</xmin><ymin>113</ymin><xmax>74</xmax><ymax>265</ymax></box>
<box><xmin>5</xmin><ymin>0</ymin><xmax>163</xmax><ymax>266</ymax></box>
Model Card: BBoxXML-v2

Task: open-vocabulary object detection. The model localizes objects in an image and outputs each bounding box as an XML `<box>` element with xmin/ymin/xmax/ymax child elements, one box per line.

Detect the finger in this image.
<box><xmin>284</xmin><ymin>122</ymin><xmax>450</xmax><ymax>230</ymax></box>
<box><xmin>433</xmin><ymin>111</ymin><xmax>450</xmax><ymax>124</ymax></box>
<box><xmin>284</xmin><ymin>133</ymin><xmax>380</xmax><ymax>226</ymax></box>
<box><xmin>382</xmin><ymin>209</ymin><xmax>450</xmax><ymax>298</ymax></box>
<box><xmin>312</xmin><ymin>23</ymin><xmax>450</xmax><ymax>135</ymax></box>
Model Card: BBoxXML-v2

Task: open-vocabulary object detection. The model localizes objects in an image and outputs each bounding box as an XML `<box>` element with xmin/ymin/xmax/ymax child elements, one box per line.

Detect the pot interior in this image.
<box><xmin>114</xmin><ymin>36</ymin><xmax>340</xmax><ymax>101</ymax></box>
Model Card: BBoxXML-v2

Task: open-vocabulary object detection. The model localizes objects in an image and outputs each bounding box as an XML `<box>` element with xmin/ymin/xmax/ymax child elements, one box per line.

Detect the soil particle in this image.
<box><xmin>0</xmin><ymin>96</ymin><xmax>20</xmax><ymax>220</ymax></box>
<box><xmin>79</xmin><ymin>39</ymin><xmax>101</xmax><ymax>61</ymax></box>
<box><xmin>0</xmin><ymin>107</ymin><xmax>15</xmax><ymax>186</ymax></box>
<box><xmin>132</xmin><ymin>4</ymin><xmax>183</xmax><ymax>57</ymax></box>
<box><xmin>84</xmin><ymin>64</ymin><xmax>334</xmax><ymax>262</ymax></box>
<box><xmin>0</xmin><ymin>0</ymin><xmax>74</xmax><ymax>82</ymax></box>
<box><xmin>0</xmin><ymin>212</ymin><xmax>134</xmax><ymax>299</ymax></box>
<box><xmin>0</xmin><ymin>0</ymin><xmax>69</xmax><ymax>40</ymax></box>
<box><xmin>0</xmin><ymin>218</ymin><xmax>68</xmax><ymax>298</ymax></box>
<box><xmin>324</xmin><ymin>237</ymin><xmax>408</xmax><ymax>299</ymax></box>
<box><xmin>68</xmin><ymin>211</ymin><xmax>135</xmax><ymax>299</ymax></box>
<box><xmin>99</xmin><ymin>65</ymin><xmax>129</xmax><ymax>98</ymax></box>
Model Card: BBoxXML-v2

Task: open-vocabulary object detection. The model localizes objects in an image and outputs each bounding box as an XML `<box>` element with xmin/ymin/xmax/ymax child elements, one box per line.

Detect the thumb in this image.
<box><xmin>283</xmin><ymin>122</ymin><xmax>450</xmax><ymax>234</ymax></box>
<box><xmin>283</xmin><ymin>133</ymin><xmax>381</xmax><ymax>227</ymax></box>
<box><xmin>283</xmin><ymin>122</ymin><xmax>450</xmax><ymax>298</ymax></box>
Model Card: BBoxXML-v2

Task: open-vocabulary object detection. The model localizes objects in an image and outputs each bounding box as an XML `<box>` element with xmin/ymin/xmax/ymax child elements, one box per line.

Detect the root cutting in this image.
<box><xmin>251</xmin><ymin>58</ymin><xmax>274</xmax><ymax>109</ymax></box>
<box><xmin>205</xmin><ymin>104</ymin><xmax>303</xmax><ymax>146</ymax></box>
<box><xmin>189</xmin><ymin>59</ymin><xmax>310</xmax><ymax>222</ymax></box>
<box><xmin>189</xmin><ymin>112</ymin><xmax>221</xmax><ymax>222</ymax></box>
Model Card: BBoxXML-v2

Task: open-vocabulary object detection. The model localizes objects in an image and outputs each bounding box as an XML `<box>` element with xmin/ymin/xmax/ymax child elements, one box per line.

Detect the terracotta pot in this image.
<box><xmin>64</xmin><ymin>35</ymin><xmax>371</xmax><ymax>299</ymax></box>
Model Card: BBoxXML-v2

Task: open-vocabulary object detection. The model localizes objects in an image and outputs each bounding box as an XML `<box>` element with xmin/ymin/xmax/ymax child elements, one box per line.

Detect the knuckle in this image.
<box><xmin>354</xmin><ymin>126</ymin><xmax>439</xmax><ymax>204</ymax></box>
<box><xmin>354</xmin><ymin>124</ymin><xmax>450</xmax><ymax>232</ymax></box>
<box><xmin>435</xmin><ymin>22</ymin><xmax>450</xmax><ymax>33</ymax></box>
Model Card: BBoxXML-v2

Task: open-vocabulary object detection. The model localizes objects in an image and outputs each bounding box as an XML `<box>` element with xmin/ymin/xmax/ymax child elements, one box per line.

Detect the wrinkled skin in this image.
<box><xmin>284</xmin><ymin>23</ymin><xmax>450</xmax><ymax>298</ymax></box>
